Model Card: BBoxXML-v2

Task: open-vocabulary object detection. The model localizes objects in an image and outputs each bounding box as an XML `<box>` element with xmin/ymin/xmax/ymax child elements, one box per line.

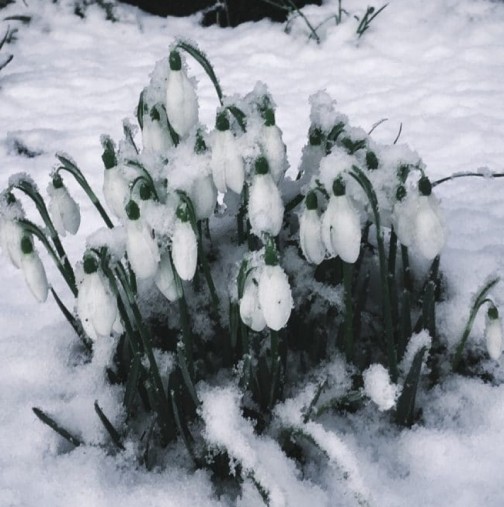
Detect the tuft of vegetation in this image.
<box><xmin>1</xmin><ymin>41</ymin><xmax>503</xmax><ymax>504</ymax></box>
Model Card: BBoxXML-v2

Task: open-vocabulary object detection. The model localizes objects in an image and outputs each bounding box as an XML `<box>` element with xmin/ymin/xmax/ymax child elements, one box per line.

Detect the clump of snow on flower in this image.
<box><xmin>363</xmin><ymin>364</ymin><xmax>400</xmax><ymax>411</ymax></box>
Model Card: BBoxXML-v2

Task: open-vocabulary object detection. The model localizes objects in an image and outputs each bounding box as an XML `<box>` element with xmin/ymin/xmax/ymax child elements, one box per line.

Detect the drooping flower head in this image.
<box><xmin>20</xmin><ymin>234</ymin><xmax>48</xmax><ymax>303</ymax></box>
<box><xmin>48</xmin><ymin>173</ymin><xmax>81</xmax><ymax>236</ymax></box>
<box><xmin>299</xmin><ymin>191</ymin><xmax>325</xmax><ymax>265</ymax></box>
<box><xmin>486</xmin><ymin>305</ymin><xmax>503</xmax><ymax>361</ymax></box>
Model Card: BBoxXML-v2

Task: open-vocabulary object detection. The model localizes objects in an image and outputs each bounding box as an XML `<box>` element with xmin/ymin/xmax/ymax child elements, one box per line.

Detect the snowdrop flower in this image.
<box><xmin>414</xmin><ymin>177</ymin><xmax>444</xmax><ymax>260</ymax></box>
<box><xmin>142</xmin><ymin>106</ymin><xmax>173</xmax><ymax>154</ymax></box>
<box><xmin>47</xmin><ymin>174</ymin><xmax>81</xmax><ymax>236</ymax></box>
<box><xmin>165</xmin><ymin>50</ymin><xmax>198</xmax><ymax>138</ymax></box>
<box><xmin>392</xmin><ymin>185</ymin><xmax>416</xmax><ymax>248</ymax></box>
<box><xmin>171</xmin><ymin>204</ymin><xmax>198</xmax><ymax>281</ymax></box>
<box><xmin>210</xmin><ymin>112</ymin><xmax>244</xmax><ymax>194</ymax></box>
<box><xmin>299</xmin><ymin>191</ymin><xmax>325</xmax><ymax>265</ymax></box>
<box><xmin>260</xmin><ymin>108</ymin><xmax>287</xmax><ymax>184</ymax></box>
<box><xmin>191</xmin><ymin>174</ymin><xmax>217</xmax><ymax>220</ymax></box>
<box><xmin>154</xmin><ymin>252</ymin><xmax>181</xmax><ymax>302</ymax></box>
<box><xmin>240</xmin><ymin>271</ymin><xmax>266</xmax><ymax>332</ymax></box>
<box><xmin>0</xmin><ymin>217</ymin><xmax>24</xmax><ymax>269</ymax></box>
<box><xmin>77</xmin><ymin>254</ymin><xmax>117</xmax><ymax>340</ymax></box>
<box><xmin>363</xmin><ymin>364</ymin><xmax>400</xmax><ymax>411</ymax></box>
<box><xmin>20</xmin><ymin>235</ymin><xmax>48</xmax><ymax>303</ymax></box>
<box><xmin>258</xmin><ymin>242</ymin><xmax>293</xmax><ymax>331</ymax></box>
<box><xmin>103</xmin><ymin>161</ymin><xmax>130</xmax><ymax>220</ymax></box>
<box><xmin>485</xmin><ymin>306</ymin><xmax>502</xmax><ymax>361</ymax></box>
<box><xmin>125</xmin><ymin>200</ymin><xmax>160</xmax><ymax>280</ymax></box>
<box><xmin>321</xmin><ymin>177</ymin><xmax>361</xmax><ymax>264</ymax></box>
<box><xmin>248</xmin><ymin>157</ymin><xmax>284</xmax><ymax>237</ymax></box>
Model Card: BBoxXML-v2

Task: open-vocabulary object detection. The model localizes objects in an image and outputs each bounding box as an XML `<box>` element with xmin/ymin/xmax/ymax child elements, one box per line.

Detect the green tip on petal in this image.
<box><xmin>263</xmin><ymin>108</ymin><xmax>275</xmax><ymax>127</ymax></box>
<box><xmin>125</xmin><ymin>200</ymin><xmax>140</xmax><ymax>221</ymax></box>
<box><xmin>20</xmin><ymin>235</ymin><xmax>33</xmax><ymax>255</ymax></box>
<box><xmin>309</xmin><ymin>127</ymin><xmax>323</xmax><ymax>146</ymax></box>
<box><xmin>83</xmin><ymin>254</ymin><xmax>98</xmax><ymax>274</ymax></box>
<box><xmin>332</xmin><ymin>177</ymin><xmax>346</xmax><ymax>196</ymax></box>
<box><xmin>396</xmin><ymin>185</ymin><xmax>407</xmax><ymax>202</ymax></box>
<box><xmin>176</xmin><ymin>203</ymin><xmax>189</xmax><ymax>222</ymax></box>
<box><xmin>264</xmin><ymin>239</ymin><xmax>279</xmax><ymax>266</ymax></box>
<box><xmin>418</xmin><ymin>176</ymin><xmax>432</xmax><ymax>196</ymax></box>
<box><xmin>6</xmin><ymin>192</ymin><xmax>16</xmax><ymax>205</ymax></box>
<box><xmin>216</xmin><ymin>112</ymin><xmax>230</xmax><ymax>132</ymax></box>
<box><xmin>397</xmin><ymin>164</ymin><xmax>409</xmax><ymax>183</ymax></box>
<box><xmin>102</xmin><ymin>137</ymin><xmax>117</xmax><ymax>170</ymax></box>
<box><xmin>488</xmin><ymin>306</ymin><xmax>499</xmax><ymax>320</ymax></box>
<box><xmin>255</xmin><ymin>156</ymin><xmax>269</xmax><ymax>175</ymax></box>
<box><xmin>169</xmin><ymin>50</ymin><xmax>182</xmax><ymax>71</ymax></box>
<box><xmin>150</xmin><ymin>106</ymin><xmax>161</xmax><ymax>122</ymax></box>
<box><xmin>139</xmin><ymin>183</ymin><xmax>152</xmax><ymax>201</ymax></box>
<box><xmin>52</xmin><ymin>173</ymin><xmax>64</xmax><ymax>189</ymax></box>
<box><xmin>366</xmin><ymin>150</ymin><xmax>379</xmax><ymax>170</ymax></box>
<box><xmin>305</xmin><ymin>191</ymin><xmax>318</xmax><ymax>210</ymax></box>
<box><xmin>194</xmin><ymin>131</ymin><xmax>207</xmax><ymax>154</ymax></box>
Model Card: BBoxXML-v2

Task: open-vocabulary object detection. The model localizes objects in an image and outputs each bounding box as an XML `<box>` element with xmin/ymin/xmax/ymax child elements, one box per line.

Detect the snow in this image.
<box><xmin>1</xmin><ymin>0</ymin><xmax>504</xmax><ymax>505</ymax></box>
<box><xmin>363</xmin><ymin>363</ymin><xmax>400</xmax><ymax>411</ymax></box>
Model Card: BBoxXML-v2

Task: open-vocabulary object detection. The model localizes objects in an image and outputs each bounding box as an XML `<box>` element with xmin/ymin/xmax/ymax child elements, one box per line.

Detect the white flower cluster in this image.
<box><xmin>298</xmin><ymin>91</ymin><xmax>445</xmax><ymax>266</ymax></box>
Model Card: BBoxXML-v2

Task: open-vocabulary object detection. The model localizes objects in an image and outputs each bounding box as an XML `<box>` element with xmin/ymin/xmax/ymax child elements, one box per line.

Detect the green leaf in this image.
<box><xmin>395</xmin><ymin>346</ymin><xmax>427</xmax><ymax>427</ymax></box>
<box><xmin>94</xmin><ymin>401</ymin><xmax>125</xmax><ymax>451</ymax></box>
<box><xmin>226</xmin><ymin>105</ymin><xmax>247</xmax><ymax>132</ymax></box>
<box><xmin>175</xmin><ymin>40</ymin><xmax>223</xmax><ymax>104</ymax></box>
<box><xmin>32</xmin><ymin>407</ymin><xmax>82</xmax><ymax>447</ymax></box>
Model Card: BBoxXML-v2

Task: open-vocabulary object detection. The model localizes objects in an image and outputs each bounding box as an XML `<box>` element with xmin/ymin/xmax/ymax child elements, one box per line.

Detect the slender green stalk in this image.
<box><xmin>56</xmin><ymin>154</ymin><xmax>114</xmax><ymax>228</ymax></box>
<box><xmin>94</xmin><ymin>401</ymin><xmax>125</xmax><ymax>451</ymax></box>
<box><xmin>432</xmin><ymin>171</ymin><xmax>504</xmax><ymax>187</ymax></box>
<box><xmin>388</xmin><ymin>229</ymin><xmax>399</xmax><ymax>339</ymax></box>
<box><xmin>19</xmin><ymin>218</ymin><xmax>77</xmax><ymax>296</ymax></box>
<box><xmin>13</xmin><ymin>179</ymin><xmax>76</xmax><ymax>289</ymax></box>
<box><xmin>343</xmin><ymin>261</ymin><xmax>354</xmax><ymax>362</ymax></box>
<box><xmin>32</xmin><ymin>407</ymin><xmax>82</xmax><ymax>447</ymax></box>
<box><xmin>175</xmin><ymin>40</ymin><xmax>224</xmax><ymax>104</ymax></box>
<box><xmin>350</xmin><ymin>166</ymin><xmax>397</xmax><ymax>380</ymax></box>
<box><xmin>452</xmin><ymin>277</ymin><xmax>500</xmax><ymax>371</ymax></box>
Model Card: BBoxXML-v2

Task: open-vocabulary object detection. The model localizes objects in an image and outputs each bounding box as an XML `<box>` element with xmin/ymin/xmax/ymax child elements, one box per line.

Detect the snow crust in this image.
<box><xmin>0</xmin><ymin>0</ymin><xmax>504</xmax><ymax>505</ymax></box>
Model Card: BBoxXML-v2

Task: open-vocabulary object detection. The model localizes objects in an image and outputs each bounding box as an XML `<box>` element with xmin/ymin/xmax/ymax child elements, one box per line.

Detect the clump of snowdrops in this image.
<box><xmin>1</xmin><ymin>41</ymin><xmax>503</xmax><ymax>505</ymax></box>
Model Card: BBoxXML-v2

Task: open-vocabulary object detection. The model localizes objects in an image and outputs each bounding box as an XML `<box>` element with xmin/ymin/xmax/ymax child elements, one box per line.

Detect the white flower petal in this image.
<box><xmin>166</xmin><ymin>69</ymin><xmax>198</xmax><ymax>138</ymax></box>
<box><xmin>0</xmin><ymin>219</ymin><xmax>24</xmax><ymax>269</ymax></box>
<box><xmin>258</xmin><ymin>265</ymin><xmax>293</xmax><ymax>331</ymax></box>
<box><xmin>126</xmin><ymin>220</ymin><xmax>160</xmax><ymax>279</ymax></box>
<box><xmin>486</xmin><ymin>315</ymin><xmax>503</xmax><ymax>361</ymax></box>
<box><xmin>260</xmin><ymin>125</ymin><xmax>287</xmax><ymax>184</ymax></box>
<box><xmin>154</xmin><ymin>253</ymin><xmax>181</xmax><ymax>302</ymax></box>
<box><xmin>191</xmin><ymin>174</ymin><xmax>217</xmax><ymax>220</ymax></box>
<box><xmin>142</xmin><ymin>116</ymin><xmax>173</xmax><ymax>154</ymax></box>
<box><xmin>414</xmin><ymin>196</ymin><xmax>444</xmax><ymax>260</ymax></box>
<box><xmin>321</xmin><ymin>195</ymin><xmax>361</xmax><ymax>264</ymax></box>
<box><xmin>172</xmin><ymin>221</ymin><xmax>198</xmax><ymax>281</ymax></box>
<box><xmin>248</xmin><ymin>173</ymin><xmax>284</xmax><ymax>237</ymax></box>
<box><xmin>299</xmin><ymin>208</ymin><xmax>325</xmax><ymax>265</ymax></box>
<box><xmin>240</xmin><ymin>276</ymin><xmax>266</xmax><ymax>332</ymax></box>
<box><xmin>48</xmin><ymin>185</ymin><xmax>81</xmax><ymax>236</ymax></box>
<box><xmin>211</xmin><ymin>130</ymin><xmax>244</xmax><ymax>194</ymax></box>
<box><xmin>103</xmin><ymin>166</ymin><xmax>130</xmax><ymax>219</ymax></box>
<box><xmin>21</xmin><ymin>252</ymin><xmax>48</xmax><ymax>303</ymax></box>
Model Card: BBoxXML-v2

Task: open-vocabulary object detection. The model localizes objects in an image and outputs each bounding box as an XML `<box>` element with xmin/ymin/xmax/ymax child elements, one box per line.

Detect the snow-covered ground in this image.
<box><xmin>1</xmin><ymin>0</ymin><xmax>504</xmax><ymax>505</ymax></box>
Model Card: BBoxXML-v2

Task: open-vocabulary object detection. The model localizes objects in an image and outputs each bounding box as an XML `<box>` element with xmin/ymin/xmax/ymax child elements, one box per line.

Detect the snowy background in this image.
<box><xmin>1</xmin><ymin>0</ymin><xmax>504</xmax><ymax>505</ymax></box>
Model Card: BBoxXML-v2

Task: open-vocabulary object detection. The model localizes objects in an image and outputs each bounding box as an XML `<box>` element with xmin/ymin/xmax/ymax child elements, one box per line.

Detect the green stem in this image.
<box><xmin>343</xmin><ymin>261</ymin><xmax>354</xmax><ymax>362</ymax></box>
<box><xmin>350</xmin><ymin>166</ymin><xmax>397</xmax><ymax>380</ymax></box>
<box><xmin>452</xmin><ymin>277</ymin><xmax>500</xmax><ymax>372</ymax></box>
<box><xmin>432</xmin><ymin>171</ymin><xmax>504</xmax><ymax>188</ymax></box>
<box><xmin>56</xmin><ymin>154</ymin><xmax>114</xmax><ymax>228</ymax></box>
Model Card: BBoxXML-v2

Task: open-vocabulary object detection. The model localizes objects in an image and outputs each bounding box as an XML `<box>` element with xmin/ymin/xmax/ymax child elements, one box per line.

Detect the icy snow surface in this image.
<box><xmin>1</xmin><ymin>0</ymin><xmax>504</xmax><ymax>505</ymax></box>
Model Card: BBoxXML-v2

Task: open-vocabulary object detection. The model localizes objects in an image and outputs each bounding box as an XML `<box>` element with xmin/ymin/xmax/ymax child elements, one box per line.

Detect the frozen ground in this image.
<box><xmin>0</xmin><ymin>0</ymin><xmax>504</xmax><ymax>505</ymax></box>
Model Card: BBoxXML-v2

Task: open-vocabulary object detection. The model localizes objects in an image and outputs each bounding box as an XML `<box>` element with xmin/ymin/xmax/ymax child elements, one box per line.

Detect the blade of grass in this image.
<box><xmin>94</xmin><ymin>401</ymin><xmax>125</xmax><ymax>451</ymax></box>
<box><xmin>32</xmin><ymin>407</ymin><xmax>82</xmax><ymax>447</ymax></box>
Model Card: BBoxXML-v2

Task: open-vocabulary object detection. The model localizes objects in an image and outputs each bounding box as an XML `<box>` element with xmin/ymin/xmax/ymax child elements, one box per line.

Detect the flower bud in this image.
<box><xmin>103</xmin><ymin>165</ymin><xmax>130</xmax><ymax>219</ymax></box>
<box><xmin>260</xmin><ymin>121</ymin><xmax>287</xmax><ymax>184</ymax></box>
<box><xmin>154</xmin><ymin>252</ymin><xmax>181</xmax><ymax>302</ymax></box>
<box><xmin>239</xmin><ymin>274</ymin><xmax>266</xmax><ymax>332</ymax></box>
<box><xmin>321</xmin><ymin>181</ymin><xmax>361</xmax><ymax>264</ymax></box>
<box><xmin>125</xmin><ymin>201</ymin><xmax>160</xmax><ymax>280</ymax></box>
<box><xmin>0</xmin><ymin>218</ymin><xmax>24</xmax><ymax>268</ymax></box>
<box><xmin>191</xmin><ymin>175</ymin><xmax>217</xmax><ymax>220</ymax></box>
<box><xmin>20</xmin><ymin>236</ymin><xmax>48</xmax><ymax>303</ymax></box>
<box><xmin>299</xmin><ymin>193</ymin><xmax>325</xmax><ymax>265</ymax></box>
<box><xmin>77</xmin><ymin>266</ymin><xmax>117</xmax><ymax>340</ymax></box>
<box><xmin>414</xmin><ymin>195</ymin><xmax>444</xmax><ymax>260</ymax></box>
<box><xmin>210</xmin><ymin>124</ymin><xmax>244</xmax><ymax>194</ymax></box>
<box><xmin>485</xmin><ymin>306</ymin><xmax>502</xmax><ymax>361</ymax></box>
<box><xmin>166</xmin><ymin>53</ymin><xmax>199</xmax><ymax>138</ymax></box>
<box><xmin>248</xmin><ymin>158</ymin><xmax>284</xmax><ymax>237</ymax></box>
<box><xmin>48</xmin><ymin>175</ymin><xmax>81</xmax><ymax>236</ymax></box>
<box><xmin>258</xmin><ymin>264</ymin><xmax>293</xmax><ymax>331</ymax></box>
<box><xmin>171</xmin><ymin>210</ymin><xmax>198</xmax><ymax>281</ymax></box>
<box><xmin>142</xmin><ymin>106</ymin><xmax>173</xmax><ymax>154</ymax></box>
